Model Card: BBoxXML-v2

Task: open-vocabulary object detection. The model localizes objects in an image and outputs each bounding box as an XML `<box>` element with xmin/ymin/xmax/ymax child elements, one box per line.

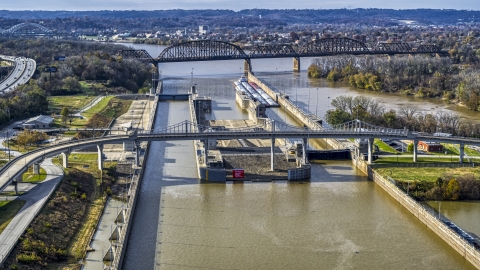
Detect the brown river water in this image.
<box><xmin>119</xmin><ymin>43</ymin><xmax>479</xmax><ymax>269</ymax></box>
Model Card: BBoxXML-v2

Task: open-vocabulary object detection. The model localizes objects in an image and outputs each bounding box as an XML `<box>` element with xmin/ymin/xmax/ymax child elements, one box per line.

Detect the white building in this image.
<box><xmin>199</xmin><ymin>25</ymin><xmax>209</xmax><ymax>35</ymax></box>
<box><xmin>22</xmin><ymin>115</ymin><xmax>54</xmax><ymax>129</ymax></box>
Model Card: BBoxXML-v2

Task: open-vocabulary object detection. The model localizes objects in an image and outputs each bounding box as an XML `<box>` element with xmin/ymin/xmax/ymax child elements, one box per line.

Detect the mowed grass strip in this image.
<box><xmin>48</xmin><ymin>95</ymin><xmax>95</xmax><ymax>114</ymax></box>
<box><xmin>375</xmin><ymin>166</ymin><xmax>480</xmax><ymax>182</ymax></box>
<box><xmin>82</xmin><ymin>96</ymin><xmax>114</xmax><ymax>119</ymax></box>
<box><xmin>0</xmin><ymin>200</ymin><xmax>26</xmax><ymax>234</ymax></box>
<box><xmin>22</xmin><ymin>167</ymin><xmax>48</xmax><ymax>183</ymax></box>
<box><xmin>69</xmin><ymin>197</ymin><xmax>105</xmax><ymax>260</ymax></box>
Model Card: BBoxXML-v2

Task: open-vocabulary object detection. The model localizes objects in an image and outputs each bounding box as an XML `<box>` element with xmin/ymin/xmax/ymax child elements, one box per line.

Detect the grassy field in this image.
<box><xmin>375</xmin><ymin>139</ymin><xmax>400</xmax><ymax>154</ymax></box>
<box><xmin>0</xmin><ymin>200</ymin><xmax>26</xmax><ymax>234</ymax></box>
<box><xmin>375</xmin><ymin>166</ymin><xmax>480</xmax><ymax>182</ymax></box>
<box><xmin>22</xmin><ymin>167</ymin><xmax>48</xmax><ymax>183</ymax></box>
<box><xmin>48</xmin><ymin>95</ymin><xmax>95</xmax><ymax>114</ymax></box>
<box><xmin>82</xmin><ymin>96</ymin><xmax>114</xmax><ymax>119</ymax></box>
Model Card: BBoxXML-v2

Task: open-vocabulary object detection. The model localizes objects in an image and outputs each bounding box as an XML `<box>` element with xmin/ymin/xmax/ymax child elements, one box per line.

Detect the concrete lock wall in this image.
<box><xmin>287</xmin><ymin>165</ymin><xmax>311</xmax><ymax>181</ymax></box>
<box><xmin>113</xmin><ymin>92</ymin><xmax>160</xmax><ymax>269</ymax></box>
<box><xmin>354</xmin><ymin>157</ymin><xmax>480</xmax><ymax>269</ymax></box>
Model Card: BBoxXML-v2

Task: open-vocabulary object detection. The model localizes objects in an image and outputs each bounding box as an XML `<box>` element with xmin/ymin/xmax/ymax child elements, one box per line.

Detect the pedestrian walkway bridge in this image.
<box><xmin>0</xmin><ymin>119</ymin><xmax>479</xmax><ymax>192</ymax></box>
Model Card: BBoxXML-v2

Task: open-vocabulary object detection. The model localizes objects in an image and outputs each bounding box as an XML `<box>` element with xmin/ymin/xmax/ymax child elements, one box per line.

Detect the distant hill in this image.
<box><xmin>0</xmin><ymin>9</ymin><xmax>478</xmax><ymax>28</ymax></box>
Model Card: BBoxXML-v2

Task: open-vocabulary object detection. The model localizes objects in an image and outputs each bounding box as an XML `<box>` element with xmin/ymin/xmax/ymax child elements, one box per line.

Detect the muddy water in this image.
<box><xmin>120</xmin><ymin>43</ymin><xmax>478</xmax><ymax>269</ymax></box>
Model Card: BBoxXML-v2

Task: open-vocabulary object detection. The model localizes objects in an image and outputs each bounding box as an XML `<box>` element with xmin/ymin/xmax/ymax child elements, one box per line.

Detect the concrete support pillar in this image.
<box><xmin>303</xmin><ymin>137</ymin><xmax>308</xmax><ymax>165</ymax></box>
<box><xmin>204</xmin><ymin>139</ymin><xmax>209</xmax><ymax>166</ymax></box>
<box><xmin>293</xmin><ymin>57</ymin><xmax>300</xmax><ymax>72</ymax></box>
<box><xmin>367</xmin><ymin>138</ymin><xmax>374</xmax><ymax>164</ymax></box>
<box><xmin>13</xmin><ymin>179</ymin><xmax>18</xmax><ymax>195</ymax></box>
<box><xmin>33</xmin><ymin>162</ymin><xmax>40</xmax><ymax>175</ymax></box>
<box><xmin>244</xmin><ymin>59</ymin><xmax>252</xmax><ymax>74</ymax></box>
<box><xmin>413</xmin><ymin>140</ymin><xmax>418</xmax><ymax>163</ymax></box>
<box><xmin>97</xmin><ymin>144</ymin><xmax>104</xmax><ymax>170</ymax></box>
<box><xmin>459</xmin><ymin>143</ymin><xmax>465</xmax><ymax>163</ymax></box>
<box><xmin>135</xmin><ymin>140</ymin><xmax>140</xmax><ymax>167</ymax></box>
<box><xmin>270</xmin><ymin>138</ymin><xmax>275</xmax><ymax>171</ymax></box>
<box><xmin>61</xmin><ymin>152</ymin><xmax>68</xmax><ymax>168</ymax></box>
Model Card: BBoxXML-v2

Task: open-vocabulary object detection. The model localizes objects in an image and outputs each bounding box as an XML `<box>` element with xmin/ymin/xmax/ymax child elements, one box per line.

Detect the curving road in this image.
<box><xmin>0</xmin><ymin>55</ymin><xmax>36</xmax><ymax>94</ymax></box>
<box><xmin>0</xmin><ymin>159</ymin><xmax>63</xmax><ymax>265</ymax></box>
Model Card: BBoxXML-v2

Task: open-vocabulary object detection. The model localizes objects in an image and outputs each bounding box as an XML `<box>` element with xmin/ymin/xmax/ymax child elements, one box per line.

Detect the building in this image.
<box><xmin>22</xmin><ymin>115</ymin><xmax>54</xmax><ymax>129</ymax></box>
<box><xmin>199</xmin><ymin>25</ymin><xmax>209</xmax><ymax>35</ymax></box>
<box><xmin>418</xmin><ymin>141</ymin><xmax>443</xmax><ymax>152</ymax></box>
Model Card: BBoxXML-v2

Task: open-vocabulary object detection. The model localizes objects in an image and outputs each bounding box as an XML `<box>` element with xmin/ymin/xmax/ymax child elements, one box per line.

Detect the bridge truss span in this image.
<box><xmin>2</xmin><ymin>23</ymin><xmax>53</xmax><ymax>35</ymax></box>
<box><xmin>299</xmin><ymin>37</ymin><xmax>371</xmax><ymax>56</ymax></box>
<box><xmin>157</xmin><ymin>40</ymin><xmax>248</xmax><ymax>62</ymax></box>
<box><xmin>118</xmin><ymin>38</ymin><xmax>448</xmax><ymax>68</ymax></box>
<box><xmin>249</xmin><ymin>44</ymin><xmax>298</xmax><ymax>58</ymax></box>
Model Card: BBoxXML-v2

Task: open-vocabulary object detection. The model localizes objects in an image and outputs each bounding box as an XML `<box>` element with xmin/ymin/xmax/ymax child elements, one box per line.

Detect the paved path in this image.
<box><xmin>0</xmin><ymin>159</ymin><xmax>63</xmax><ymax>266</ymax></box>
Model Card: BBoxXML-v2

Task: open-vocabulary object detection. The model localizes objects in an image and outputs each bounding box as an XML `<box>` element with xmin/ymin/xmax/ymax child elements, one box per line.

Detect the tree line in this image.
<box><xmin>396</xmin><ymin>175</ymin><xmax>480</xmax><ymax>201</ymax></box>
<box><xmin>309</xmin><ymin>55</ymin><xmax>480</xmax><ymax>112</ymax></box>
<box><xmin>0</xmin><ymin>39</ymin><xmax>153</xmax><ymax>126</ymax></box>
<box><xmin>325</xmin><ymin>95</ymin><xmax>480</xmax><ymax>137</ymax></box>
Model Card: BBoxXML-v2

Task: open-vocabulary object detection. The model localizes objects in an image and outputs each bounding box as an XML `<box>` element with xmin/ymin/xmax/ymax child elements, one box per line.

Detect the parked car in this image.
<box><xmin>389</xmin><ymin>142</ymin><xmax>397</xmax><ymax>146</ymax></box>
<box><xmin>12</xmin><ymin>125</ymin><xmax>24</xmax><ymax>130</ymax></box>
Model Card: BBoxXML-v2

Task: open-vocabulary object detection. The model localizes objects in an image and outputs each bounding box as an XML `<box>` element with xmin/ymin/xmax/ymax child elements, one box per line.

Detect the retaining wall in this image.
<box><xmin>355</xmin><ymin>156</ymin><xmax>480</xmax><ymax>268</ymax></box>
<box><xmin>112</xmin><ymin>92</ymin><xmax>159</xmax><ymax>269</ymax></box>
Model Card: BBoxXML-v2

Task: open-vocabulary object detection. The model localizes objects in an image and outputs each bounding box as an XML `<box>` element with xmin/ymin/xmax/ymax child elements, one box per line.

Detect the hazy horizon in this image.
<box><xmin>1</xmin><ymin>0</ymin><xmax>479</xmax><ymax>11</ymax></box>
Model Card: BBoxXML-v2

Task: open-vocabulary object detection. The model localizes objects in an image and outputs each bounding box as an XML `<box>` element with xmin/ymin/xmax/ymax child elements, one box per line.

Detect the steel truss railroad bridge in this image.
<box><xmin>118</xmin><ymin>38</ymin><xmax>448</xmax><ymax>72</ymax></box>
<box><xmin>0</xmin><ymin>119</ymin><xmax>478</xmax><ymax>193</ymax></box>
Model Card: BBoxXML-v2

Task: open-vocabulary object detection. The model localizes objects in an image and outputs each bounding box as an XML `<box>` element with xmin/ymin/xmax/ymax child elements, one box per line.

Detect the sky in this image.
<box><xmin>2</xmin><ymin>0</ymin><xmax>479</xmax><ymax>11</ymax></box>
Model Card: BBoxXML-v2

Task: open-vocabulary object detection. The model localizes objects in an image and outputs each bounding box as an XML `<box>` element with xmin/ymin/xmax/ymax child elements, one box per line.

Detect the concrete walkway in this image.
<box><xmin>0</xmin><ymin>158</ymin><xmax>63</xmax><ymax>266</ymax></box>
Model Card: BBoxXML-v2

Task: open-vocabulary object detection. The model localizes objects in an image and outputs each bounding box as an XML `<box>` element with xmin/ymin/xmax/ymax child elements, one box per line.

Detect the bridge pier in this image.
<box><xmin>33</xmin><ymin>162</ymin><xmax>40</xmax><ymax>175</ymax></box>
<box><xmin>293</xmin><ymin>57</ymin><xmax>300</xmax><ymax>72</ymax></box>
<box><xmin>61</xmin><ymin>152</ymin><xmax>69</xmax><ymax>168</ymax></box>
<box><xmin>303</xmin><ymin>138</ymin><xmax>308</xmax><ymax>165</ymax></box>
<box><xmin>97</xmin><ymin>144</ymin><xmax>104</xmax><ymax>170</ymax></box>
<box><xmin>459</xmin><ymin>143</ymin><xmax>465</xmax><ymax>163</ymax></box>
<box><xmin>367</xmin><ymin>138</ymin><xmax>374</xmax><ymax>164</ymax></box>
<box><xmin>270</xmin><ymin>138</ymin><xmax>275</xmax><ymax>171</ymax></box>
<box><xmin>13</xmin><ymin>178</ymin><xmax>18</xmax><ymax>195</ymax></box>
<box><xmin>244</xmin><ymin>59</ymin><xmax>252</xmax><ymax>75</ymax></box>
<box><xmin>204</xmin><ymin>139</ymin><xmax>209</xmax><ymax>166</ymax></box>
<box><xmin>413</xmin><ymin>140</ymin><xmax>418</xmax><ymax>163</ymax></box>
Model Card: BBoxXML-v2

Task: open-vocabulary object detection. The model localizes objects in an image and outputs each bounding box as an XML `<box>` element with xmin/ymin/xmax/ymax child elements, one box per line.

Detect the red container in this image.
<box><xmin>232</xmin><ymin>169</ymin><xmax>244</xmax><ymax>179</ymax></box>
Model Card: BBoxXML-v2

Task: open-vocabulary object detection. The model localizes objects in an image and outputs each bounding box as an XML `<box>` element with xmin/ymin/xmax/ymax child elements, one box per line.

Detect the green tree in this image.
<box><xmin>60</xmin><ymin>107</ymin><xmax>69</xmax><ymax>126</ymax></box>
<box><xmin>407</xmin><ymin>143</ymin><xmax>414</xmax><ymax>153</ymax></box>
<box><xmin>325</xmin><ymin>109</ymin><xmax>351</xmax><ymax>125</ymax></box>
<box><xmin>444</xmin><ymin>179</ymin><xmax>460</xmax><ymax>200</ymax></box>
<box><xmin>63</xmin><ymin>76</ymin><xmax>82</xmax><ymax>92</ymax></box>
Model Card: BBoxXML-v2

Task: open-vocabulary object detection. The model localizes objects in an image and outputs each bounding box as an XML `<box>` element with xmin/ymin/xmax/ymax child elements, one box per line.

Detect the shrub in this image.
<box><xmin>17</xmin><ymin>252</ymin><xmax>41</xmax><ymax>264</ymax></box>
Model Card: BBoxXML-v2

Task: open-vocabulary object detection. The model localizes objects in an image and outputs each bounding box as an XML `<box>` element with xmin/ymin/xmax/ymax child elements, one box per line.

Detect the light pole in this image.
<box><xmin>316</xmin><ymin>88</ymin><xmax>319</xmax><ymax>116</ymax></box>
<box><xmin>308</xmin><ymin>88</ymin><xmax>311</xmax><ymax>113</ymax></box>
<box><xmin>191</xmin><ymin>68</ymin><xmax>194</xmax><ymax>87</ymax></box>
<box><xmin>327</xmin><ymin>96</ymin><xmax>330</xmax><ymax>112</ymax></box>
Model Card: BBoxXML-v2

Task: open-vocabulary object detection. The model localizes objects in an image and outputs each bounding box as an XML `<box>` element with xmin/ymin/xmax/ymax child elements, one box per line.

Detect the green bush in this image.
<box><xmin>17</xmin><ymin>252</ymin><xmax>41</xmax><ymax>264</ymax></box>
